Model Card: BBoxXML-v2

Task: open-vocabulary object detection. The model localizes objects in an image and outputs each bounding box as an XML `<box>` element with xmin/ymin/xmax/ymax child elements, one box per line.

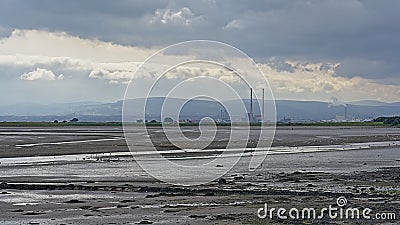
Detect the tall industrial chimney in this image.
<box><xmin>262</xmin><ymin>88</ymin><xmax>265</xmax><ymax>123</ymax></box>
<box><xmin>250</xmin><ymin>88</ymin><xmax>253</xmax><ymax>122</ymax></box>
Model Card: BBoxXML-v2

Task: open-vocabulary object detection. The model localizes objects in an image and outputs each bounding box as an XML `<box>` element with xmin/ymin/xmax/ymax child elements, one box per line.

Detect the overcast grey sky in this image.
<box><xmin>0</xmin><ymin>0</ymin><xmax>399</xmax><ymax>104</ymax></box>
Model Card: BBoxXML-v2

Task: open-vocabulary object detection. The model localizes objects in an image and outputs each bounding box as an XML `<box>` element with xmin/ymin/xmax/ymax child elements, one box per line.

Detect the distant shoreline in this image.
<box><xmin>0</xmin><ymin>121</ymin><xmax>391</xmax><ymax>127</ymax></box>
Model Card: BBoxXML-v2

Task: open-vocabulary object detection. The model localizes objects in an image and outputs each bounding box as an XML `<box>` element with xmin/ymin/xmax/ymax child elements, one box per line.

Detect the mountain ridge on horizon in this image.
<box><xmin>0</xmin><ymin>97</ymin><xmax>399</xmax><ymax>122</ymax></box>
<box><xmin>2</xmin><ymin>97</ymin><xmax>399</xmax><ymax>108</ymax></box>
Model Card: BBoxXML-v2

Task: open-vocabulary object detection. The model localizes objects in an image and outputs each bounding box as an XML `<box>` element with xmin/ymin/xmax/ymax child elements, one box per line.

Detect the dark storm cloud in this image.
<box><xmin>0</xmin><ymin>0</ymin><xmax>167</xmax><ymax>41</ymax></box>
<box><xmin>0</xmin><ymin>0</ymin><xmax>399</xmax><ymax>79</ymax></box>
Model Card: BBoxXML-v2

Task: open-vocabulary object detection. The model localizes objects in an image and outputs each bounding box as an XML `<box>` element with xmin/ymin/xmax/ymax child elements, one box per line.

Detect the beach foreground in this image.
<box><xmin>0</xmin><ymin>126</ymin><xmax>399</xmax><ymax>224</ymax></box>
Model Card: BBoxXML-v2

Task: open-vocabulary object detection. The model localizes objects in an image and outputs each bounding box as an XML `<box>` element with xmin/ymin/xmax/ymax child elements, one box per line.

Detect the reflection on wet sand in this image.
<box><xmin>0</xmin><ymin>126</ymin><xmax>399</xmax><ymax>224</ymax></box>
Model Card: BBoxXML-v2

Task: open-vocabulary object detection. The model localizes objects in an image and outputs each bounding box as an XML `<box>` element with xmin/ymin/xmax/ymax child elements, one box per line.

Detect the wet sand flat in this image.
<box><xmin>1</xmin><ymin>125</ymin><xmax>399</xmax><ymax>157</ymax></box>
<box><xmin>0</xmin><ymin>126</ymin><xmax>399</xmax><ymax>224</ymax></box>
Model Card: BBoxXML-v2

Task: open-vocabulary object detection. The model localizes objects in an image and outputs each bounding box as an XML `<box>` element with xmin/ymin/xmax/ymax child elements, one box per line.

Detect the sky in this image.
<box><xmin>0</xmin><ymin>0</ymin><xmax>399</xmax><ymax>105</ymax></box>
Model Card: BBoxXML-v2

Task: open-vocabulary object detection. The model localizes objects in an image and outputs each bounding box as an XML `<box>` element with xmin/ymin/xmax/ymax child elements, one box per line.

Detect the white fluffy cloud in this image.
<box><xmin>89</xmin><ymin>68</ymin><xmax>133</xmax><ymax>83</ymax></box>
<box><xmin>259</xmin><ymin>63</ymin><xmax>400</xmax><ymax>102</ymax></box>
<box><xmin>0</xmin><ymin>29</ymin><xmax>150</xmax><ymax>84</ymax></box>
<box><xmin>150</xmin><ymin>7</ymin><xmax>202</xmax><ymax>26</ymax></box>
<box><xmin>223</xmin><ymin>20</ymin><xmax>243</xmax><ymax>30</ymax></box>
<box><xmin>20</xmin><ymin>68</ymin><xmax>63</xmax><ymax>81</ymax></box>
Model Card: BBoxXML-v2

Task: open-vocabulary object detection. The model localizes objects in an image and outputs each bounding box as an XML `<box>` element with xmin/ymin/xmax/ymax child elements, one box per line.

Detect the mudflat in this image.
<box><xmin>0</xmin><ymin>126</ymin><xmax>399</xmax><ymax>224</ymax></box>
<box><xmin>1</xmin><ymin>125</ymin><xmax>399</xmax><ymax>157</ymax></box>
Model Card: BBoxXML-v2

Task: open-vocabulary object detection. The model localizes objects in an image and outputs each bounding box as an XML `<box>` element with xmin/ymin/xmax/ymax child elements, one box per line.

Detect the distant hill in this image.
<box><xmin>0</xmin><ymin>98</ymin><xmax>399</xmax><ymax>122</ymax></box>
<box><xmin>348</xmin><ymin>100</ymin><xmax>389</xmax><ymax>106</ymax></box>
<box><xmin>0</xmin><ymin>101</ymin><xmax>103</xmax><ymax>116</ymax></box>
